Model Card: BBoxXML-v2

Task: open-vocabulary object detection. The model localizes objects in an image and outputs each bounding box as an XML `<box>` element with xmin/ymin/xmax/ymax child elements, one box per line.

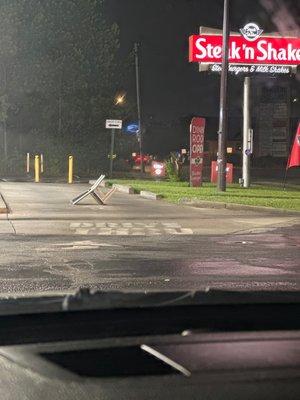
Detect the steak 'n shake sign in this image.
<box><xmin>189</xmin><ymin>23</ymin><xmax>300</xmax><ymax>74</ymax></box>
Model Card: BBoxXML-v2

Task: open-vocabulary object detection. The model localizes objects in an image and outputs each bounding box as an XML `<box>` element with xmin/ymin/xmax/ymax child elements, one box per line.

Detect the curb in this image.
<box><xmin>89</xmin><ymin>180</ymin><xmax>109</xmax><ymax>188</ymax></box>
<box><xmin>179</xmin><ymin>198</ymin><xmax>300</xmax><ymax>214</ymax></box>
<box><xmin>0</xmin><ymin>193</ymin><xmax>10</xmax><ymax>214</ymax></box>
<box><xmin>89</xmin><ymin>180</ymin><xmax>135</xmax><ymax>194</ymax></box>
<box><xmin>140</xmin><ymin>190</ymin><xmax>163</xmax><ymax>200</ymax></box>
<box><xmin>112</xmin><ymin>183</ymin><xmax>135</xmax><ymax>194</ymax></box>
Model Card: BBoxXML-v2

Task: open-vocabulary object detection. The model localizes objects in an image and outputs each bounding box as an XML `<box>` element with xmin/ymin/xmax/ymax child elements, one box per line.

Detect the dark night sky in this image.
<box><xmin>106</xmin><ymin>0</ymin><xmax>300</xmax><ymax>154</ymax></box>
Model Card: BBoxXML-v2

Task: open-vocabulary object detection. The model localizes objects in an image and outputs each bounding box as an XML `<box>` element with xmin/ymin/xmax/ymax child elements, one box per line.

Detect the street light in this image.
<box><xmin>115</xmin><ymin>93</ymin><xmax>126</xmax><ymax>105</ymax></box>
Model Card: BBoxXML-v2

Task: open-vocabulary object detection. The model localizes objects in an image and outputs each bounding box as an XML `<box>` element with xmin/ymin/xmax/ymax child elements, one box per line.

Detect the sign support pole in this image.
<box><xmin>242</xmin><ymin>76</ymin><xmax>251</xmax><ymax>188</ymax></box>
<box><xmin>283</xmin><ymin>167</ymin><xmax>288</xmax><ymax>191</ymax></box>
<box><xmin>217</xmin><ymin>0</ymin><xmax>230</xmax><ymax>192</ymax></box>
<box><xmin>109</xmin><ymin>128</ymin><xmax>115</xmax><ymax>179</ymax></box>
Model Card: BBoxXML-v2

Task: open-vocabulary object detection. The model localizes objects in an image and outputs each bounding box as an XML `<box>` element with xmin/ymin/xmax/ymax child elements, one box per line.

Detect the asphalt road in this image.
<box><xmin>0</xmin><ymin>182</ymin><xmax>299</xmax><ymax>296</ymax></box>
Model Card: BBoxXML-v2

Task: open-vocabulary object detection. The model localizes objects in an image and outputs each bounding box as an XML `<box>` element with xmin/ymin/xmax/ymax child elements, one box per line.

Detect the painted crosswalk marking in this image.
<box><xmin>70</xmin><ymin>222</ymin><xmax>193</xmax><ymax>235</ymax></box>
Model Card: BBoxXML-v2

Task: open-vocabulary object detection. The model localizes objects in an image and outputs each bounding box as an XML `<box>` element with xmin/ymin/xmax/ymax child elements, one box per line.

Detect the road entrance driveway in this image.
<box><xmin>0</xmin><ymin>182</ymin><xmax>299</xmax><ymax>295</ymax></box>
<box><xmin>0</xmin><ymin>182</ymin><xmax>298</xmax><ymax>236</ymax></box>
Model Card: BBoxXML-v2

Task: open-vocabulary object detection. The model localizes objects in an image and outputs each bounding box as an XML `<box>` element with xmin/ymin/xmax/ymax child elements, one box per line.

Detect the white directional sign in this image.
<box><xmin>105</xmin><ymin>119</ymin><xmax>122</xmax><ymax>129</ymax></box>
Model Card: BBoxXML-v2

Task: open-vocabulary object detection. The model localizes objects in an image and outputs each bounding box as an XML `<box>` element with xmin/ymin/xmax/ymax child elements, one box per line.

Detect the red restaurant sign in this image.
<box><xmin>189</xmin><ymin>26</ymin><xmax>300</xmax><ymax>66</ymax></box>
<box><xmin>190</xmin><ymin>117</ymin><xmax>205</xmax><ymax>187</ymax></box>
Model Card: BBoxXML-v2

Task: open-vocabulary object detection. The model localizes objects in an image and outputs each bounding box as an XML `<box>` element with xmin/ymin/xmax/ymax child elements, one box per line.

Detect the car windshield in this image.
<box><xmin>0</xmin><ymin>0</ymin><xmax>299</xmax><ymax>308</ymax></box>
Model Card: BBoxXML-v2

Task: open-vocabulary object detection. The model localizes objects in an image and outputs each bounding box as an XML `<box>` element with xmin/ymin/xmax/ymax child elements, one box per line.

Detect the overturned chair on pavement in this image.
<box><xmin>71</xmin><ymin>175</ymin><xmax>116</xmax><ymax>205</ymax></box>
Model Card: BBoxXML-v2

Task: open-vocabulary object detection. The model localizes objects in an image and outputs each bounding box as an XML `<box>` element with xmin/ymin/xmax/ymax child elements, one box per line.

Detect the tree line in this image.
<box><xmin>0</xmin><ymin>0</ymin><xmax>135</xmax><ymax>176</ymax></box>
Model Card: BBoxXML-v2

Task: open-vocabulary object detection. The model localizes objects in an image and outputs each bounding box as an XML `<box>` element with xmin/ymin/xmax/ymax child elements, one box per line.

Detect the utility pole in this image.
<box><xmin>217</xmin><ymin>0</ymin><xmax>230</xmax><ymax>192</ymax></box>
<box><xmin>134</xmin><ymin>42</ymin><xmax>144</xmax><ymax>174</ymax></box>
<box><xmin>242</xmin><ymin>76</ymin><xmax>251</xmax><ymax>188</ymax></box>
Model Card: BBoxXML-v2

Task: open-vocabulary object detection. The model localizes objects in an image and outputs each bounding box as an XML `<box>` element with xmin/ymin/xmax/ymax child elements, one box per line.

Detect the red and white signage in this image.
<box><xmin>189</xmin><ymin>23</ymin><xmax>300</xmax><ymax>67</ymax></box>
<box><xmin>190</xmin><ymin>117</ymin><xmax>205</xmax><ymax>187</ymax></box>
<box><xmin>211</xmin><ymin>161</ymin><xmax>233</xmax><ymax>184</ymax></box>
<box><xmin>189</xmin><ymin>35</ymin><xmax>300</xmax><ymax>65</ymax></box>
<box><xmin>151</xmin><ymin>161</ymin><xmax>166</xmax><ymax>177</ymax></box>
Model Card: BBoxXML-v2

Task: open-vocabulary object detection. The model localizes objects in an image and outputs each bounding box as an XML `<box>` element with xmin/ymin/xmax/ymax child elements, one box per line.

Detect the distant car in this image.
<box><xmin>132</xmin><ymin>154</ymin><xmax>152</xmax><ymax>165</ymax></box>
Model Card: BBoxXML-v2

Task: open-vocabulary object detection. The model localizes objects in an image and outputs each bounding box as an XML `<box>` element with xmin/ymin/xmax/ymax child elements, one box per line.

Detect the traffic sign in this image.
<box><xmin>105</xmin><ymin>119</ymin><xmax>122</xmax><ymax>129</ymax></box>
<box><xmin>125</xmin><ymin>123</ymin><xmax>139</xmax><ymax>134</ymax></box>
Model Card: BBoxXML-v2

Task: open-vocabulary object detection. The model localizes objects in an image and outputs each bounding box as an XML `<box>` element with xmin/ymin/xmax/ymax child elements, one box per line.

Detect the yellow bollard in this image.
<box><xmin>26</xmin><ymin>153</ymin><xmax>30</xmax><ymax>173</ymax></box>
<box><xmin>68</xmin><ymin>155</ymin><xmax>73</xmax><ymax>184</ymax></box>
<box><xmin>34</xmin><ymin>155</ymin><xmax>40</xmax><ymax>183</ymax></box>
<box><xmin>40</xmin><ymin>154</ymin><xmax>44</xmax><ymax>173</ymax></box>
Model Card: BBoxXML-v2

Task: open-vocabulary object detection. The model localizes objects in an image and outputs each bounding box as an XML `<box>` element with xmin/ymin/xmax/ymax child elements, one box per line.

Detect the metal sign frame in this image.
<box><xmin>71</xmin><ymin>175</ymin><xmax>117</xmax><ymax>205</ymax></box>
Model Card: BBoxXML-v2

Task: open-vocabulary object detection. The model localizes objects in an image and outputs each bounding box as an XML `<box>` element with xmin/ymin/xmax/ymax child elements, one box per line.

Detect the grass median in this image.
<box><xmin>109</xmin><ymin>179</ymin><xmax>300</xmax><ymax>211</ymax></box>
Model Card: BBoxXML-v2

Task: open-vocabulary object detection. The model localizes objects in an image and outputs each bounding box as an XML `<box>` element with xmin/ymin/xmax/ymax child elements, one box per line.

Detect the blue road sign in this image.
<box><xmin>125</xmin><ymin>123</ymin><xmax>139</xmax><ymax>134</ymax></box>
